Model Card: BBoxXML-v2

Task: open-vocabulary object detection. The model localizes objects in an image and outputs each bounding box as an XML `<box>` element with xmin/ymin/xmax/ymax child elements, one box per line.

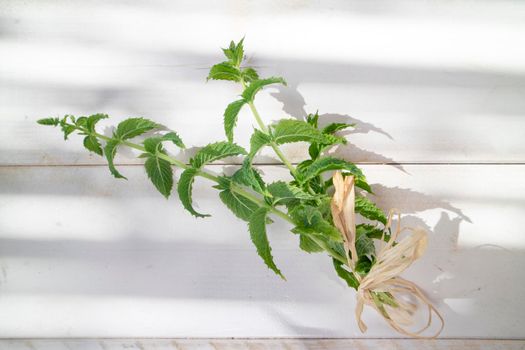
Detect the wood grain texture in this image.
<box><xmin>0</xmin><ymin>165</ymin><xmax>523</xmax><ymax>338</ymax></box>
<box><xmin>0</xmin><ymin>339</ymin><xmax>524</xmax><ymax>350</ymax></box>
<box><xmin>2</xmin><ymin>0</ymin><xmax>525</xmax><ymax>165</ymax></box>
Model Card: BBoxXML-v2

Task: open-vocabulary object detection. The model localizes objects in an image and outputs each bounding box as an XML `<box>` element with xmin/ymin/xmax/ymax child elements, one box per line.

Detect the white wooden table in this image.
<box><xmin>1</xmin><ymin>0</ymin><xmax>524</xmax><ymax>347</ymax></box>
<box><xmin>0</xmin><ymin>339</ymin><xmax>524</xmax><ymax>350</ymax></box>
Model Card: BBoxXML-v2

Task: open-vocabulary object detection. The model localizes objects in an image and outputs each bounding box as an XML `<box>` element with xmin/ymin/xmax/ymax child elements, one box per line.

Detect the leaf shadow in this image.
<box><xmin>270</xmin><ymin>84</ymin><xmax>406</xmax><ymax>173</ymax></box>
<box><xmin>264</xmin><ymin>79</ymin><xmax>495</xmax><ymax>337</ymax></box>
<box><xmin>371</xmin><ymin>184</ymin><xmax>472</xmax><ymax>223</ymax></box>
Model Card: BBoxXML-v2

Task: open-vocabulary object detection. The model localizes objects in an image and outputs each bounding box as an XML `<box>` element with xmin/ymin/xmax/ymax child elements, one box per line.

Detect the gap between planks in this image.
<box><xmin>1</xmin><ymin>162</ymin><xmax>525</xmax><ymax>168</ymax></box>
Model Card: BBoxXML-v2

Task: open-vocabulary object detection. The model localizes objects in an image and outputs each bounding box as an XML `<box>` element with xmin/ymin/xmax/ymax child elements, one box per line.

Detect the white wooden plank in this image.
<box><xmin>0</xmin><ymin>164</ymin><xmax>523</xmax><ymax>338</ymax></box>
<box><xmin>0</xmin><ymin>339</ymin><xmax>523</xmax><ymax>350</ymax></box>
<box><xmin>2</xmin><ymin>0</ymin><xmax>525</xmax><ymax>165</ymax></box>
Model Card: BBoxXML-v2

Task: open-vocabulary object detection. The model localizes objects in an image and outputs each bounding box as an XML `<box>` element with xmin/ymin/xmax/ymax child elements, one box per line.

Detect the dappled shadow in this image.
<box><xmin>4</xmin><ymin>52</ymin><xmax>525</xmax><ymax>165</ymax></box>
<box><xmin>2</xmin><ymin>1</ymin><xmax>525</xmax><ymax>338</ymax></box>
<box><xmin>317</xmin><ymin>113</ymin><xmax>393</xmax><ymax>140</ymax></box>
<box><xmin>267</xmin><ymin>208</ymin><xmax>522</xmax><ymax>337</ymax></box>
<box><xmin>265</xmin><ymin>82</ymin><xmax>505</xmax><ymax>336</ymax></box>
<box><xmin>269</xmin><ymin>83</ymin><xmax>406</xmax><ymax>172</ymax></box>
<box><xmin>372</xmin><ymin>184</ymin><xmax>471</xmax><ymax>222</ymax></box>
<box><xmin>270</xmin><ymin>85</ymin><xmax>306</xmax><ymax>120</ymax></box>
<box><xmin>0</xmin><ymin>236</ymin><xmax>334</xmax><ymax>302</ymax></box>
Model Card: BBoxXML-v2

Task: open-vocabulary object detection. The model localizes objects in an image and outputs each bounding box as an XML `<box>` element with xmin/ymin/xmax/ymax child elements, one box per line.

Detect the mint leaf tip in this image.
<box><xmin>37</xmin><ymin>118</ymin><xmax>60</xmax><ymax>126</ymax></box>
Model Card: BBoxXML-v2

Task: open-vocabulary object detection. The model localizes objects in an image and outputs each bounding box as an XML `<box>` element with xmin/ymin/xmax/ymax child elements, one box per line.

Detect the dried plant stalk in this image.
<box><xmin>331</xmin><ymin>171</ymin><xmax>444</xmax><ymax>338</ymax></box>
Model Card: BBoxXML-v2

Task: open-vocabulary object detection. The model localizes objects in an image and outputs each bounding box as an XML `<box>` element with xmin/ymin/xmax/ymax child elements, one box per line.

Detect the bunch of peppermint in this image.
<box><xmin>38</xmin><ymin>39</ymin><xmax>387</xmax><ymax>294</ymax></box>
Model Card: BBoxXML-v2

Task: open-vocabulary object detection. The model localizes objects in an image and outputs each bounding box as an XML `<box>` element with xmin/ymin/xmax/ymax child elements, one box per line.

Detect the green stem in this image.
<box><xmin>90</xmin><ymin>129</ymin><xmax>227</xmax><ymax>185</ymax></box>
<box><xmin>241</xmin><ymin>81</ymin><xmax>297</xmax><ymax>176</ymax></box>
<box><xmin>83</xmin><ymin>127</ymin><xmax>290</xmax><ymax>220</ymax></box>
<box><xmin>75</xmin><ymin>124</ymin><xmax>347</xmax><ymax>267</ymax></box>
<box><xmin>247</xmin><ymin>100</ymin><xmax>269</xmax><ymax>133</ymax></box>
<box><xmin>310</xmin><ymin>236</ymin><xmax>347</xmax><ymax>264</ymax></box>
<box><xmin>249</xmin><ymin>102</ymin><xmax>296</xmax><ymax>175</ymax></box>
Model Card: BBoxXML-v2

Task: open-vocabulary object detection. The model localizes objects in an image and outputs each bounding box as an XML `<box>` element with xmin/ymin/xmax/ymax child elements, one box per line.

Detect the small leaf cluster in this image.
<box><xmin>38</xmin><ymin>38</ymin><xmax>390</xmax><ymax>288</ymax></box>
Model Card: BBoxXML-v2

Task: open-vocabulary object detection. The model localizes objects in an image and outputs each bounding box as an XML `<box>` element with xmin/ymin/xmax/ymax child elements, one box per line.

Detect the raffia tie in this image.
<box><xmin>331</xmin><ymin>172</ymin><xmax>444</xmax><ymax>338</ymax></box>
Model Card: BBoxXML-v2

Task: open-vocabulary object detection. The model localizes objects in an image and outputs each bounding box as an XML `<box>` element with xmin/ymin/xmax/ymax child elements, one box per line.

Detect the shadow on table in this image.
<box><xmin>258</xmin><ymin>80</ymin><xmax>518</xmax><ymax>337</ymax></box>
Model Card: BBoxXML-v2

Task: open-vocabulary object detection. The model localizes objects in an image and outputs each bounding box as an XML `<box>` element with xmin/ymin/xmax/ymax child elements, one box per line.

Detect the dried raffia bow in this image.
<box><xmin>330</xmin><ymin>171</ymin><xmax>444</xmax><ymax>338</ymax></box>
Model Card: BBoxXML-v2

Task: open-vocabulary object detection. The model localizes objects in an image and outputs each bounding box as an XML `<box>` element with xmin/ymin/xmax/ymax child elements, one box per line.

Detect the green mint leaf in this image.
<box><xmin>213</xmin><ymin>176</ymin><xmax>232</xmax><ymax>191</ymax></box>
<box><xmin>309</xmin><ymin>136</ymin><xmax>347</xmax><ymax>160</ymax></box>
<box><xmin>207</xmin><ymin>62</ymin><xmax>241</xmax><ymax>82</ymax></box>
<box><xmin>143</xmin><ymin>136</ymin><xmax>165</xmax><ymax>154</ymax></box>
<box><xmin>357</xmin><ymin>224</ymin><xmax>389</xmax><ymax>242</ymax></box>
<box><xmin>355</xmin><ymin>196</ymin><xmax>387</xmax><ymax>224</ymax></box>
<box><xmin>222</xmin><ymin>41</ymin><xmax>236</xmax><ymax>60</ymax></box>
<box><xmin>306</xmin><ymin>112</ymin><xmax>319</xmax><ymax>128</ymax></box>
<box><xmin>333</xmin><ymin>259</ymin><xmax>359</xmax><ymax>290</ymax></box>
<box><xmin>177</xmin><ymin>168</ymin><xmax>209</xmax><ymax>218</ymax></box>
<box><xmin>355</xmin><ymin>230</ymin><xmax>375</xmax><ymax>258</ymax></box>
<box><xmin>86</xmin><ymin>113</ymin><xmax>108</xmax><ymax>132</ymax></box>
<box><xmin>222</xmin><ymin>38</ymin><xmax>244</xmax><ymax>67</ymax></box>
<box><xmin>296</xmin><ymin>159</ymin><xmax>313</xmax><ymax>173</ymax></box>
<box><xmin>299</xmin><ymin>235</ymin><xmax>324</xmax><ymax>253</ymax></box>
<box><xmin>241</xmin><ymin>67</ymin><xmax>259</xmax><ymax>82</ymax></box>
<box><xmin>219</xmin><ymin>186</ymin><xmax>260</xmax><ymax>222</ymax></box>
<box><xmin>190</xmin><ymin>141</ymin><xmax>247</xmax><ymax>169</ymax></box>
<box><xmin>371</xmin><ymin>293</ymin><xmax>389</xmax><ymax>316</ymax></box>
<box><xmin>145</xmin><ymin>155</ymin><xmax>173</xmax><ymax>199</ymax></box>
<box><xmin>327</xmin><ymin>240</ymin><xmax>347</xmax><ymax>258</ymax></box>
<box><xmin>248</xmin><ymin>207</ymin><xmax>284</xmax><ymax>279</ymax></box>
<box><xmin>355</xmin><ymin>256</ymin><xmax>374</xmax><ymax>275</ymax></box>
<box><xmin>231</xmin><ymin>159</ymin><xmax>266</xmax><ymax>194</ymax></box>
<box><xmin>37</xmin><ymin>117</ymin><xmax>60</xmax><ymax>126</ymax></box>
<box><xmin>307</xmin><ymin>120</ymin><xmax>349</xmax><ymax>158</ymax></box>
<box><xmin>143</xmin><ymin>137</ymin><xmax>164</xmax><ymax>154</ymax></box>
<box><xmin>83</xmin><ymin>136</ymin><xmax>103</xmax><ymax>156</ymax></box>
<box><xmin>104</xmin><ymin>139</ymin><xmax>126</xmax><ymax>179</ymax></box>
<box><xmin>375</xmin><ymin>291</ymin><xmax>399</xmax><ymax>308</ymax></box>
<box><xmin>248</xmin><ymin>129</ymin><xmax>272</xmax><ymax>158</ymax></box>
<box><xmin>162</xmin><ymin>132</ymin><xmax>185</xmax><ymax>149</ymax></box>
<box><xmin>304</xmin><ymin>121</ymin><xmax>347</xmax><ymax>159</ymax></box>
<box><xmin>292</xmin><ymin>225</ymin><xmax>342</xmax><ymax>243</ymax></box>
<box><xmin>289</xmin><ymin>205</ymin><xmax>342</xmax><ymax>242</ymax></box>
<box><xmin>233</xmin><ymin>38</ymin><xmax>244</xmax><ymax>67</ymax></box>
<box><xmin>115</xmin><ymin>117</ymin><xmax>158</xmax><ymax>140</ymax></box>
<box><xmin>296</xmin><ymin>156</ymin><xmax>364</xmax><ymax>183</ymax></box>
<box><xmin>143</xmin><ymin>132</ymin><xmax>185</xmax><ymax>155</ymax></box>
<box><xmin>322</xmin><ymin>122</ymin><xmax>355</xmax><ymax>135</ymax></box>
<box><xmin>75</xmin><ymin>117</ymin><xmax>87</xmax><ymax>127</ymax></box>
<box><xmin>308</xmin><ymin>143</ymin><xmax>320</xmax><ymax>160</ymax></box>
<box><xmin>267</xmin><ymin>181</ymin><xmax>316</xmax><ymax>206</ymax></box>
<box><xmin>271</xmin><ymin>119</ymin><xmax>328</xmax><ymax>145</ymax></box>
<box><xmin>60</xmin><ymin>123</ymin><xmax>76</xmax><ymax>140</ymax></box>
<box><xmin>224</xmin><ymin>99</ymin><xmax>246</xmax><ymax>142</ymax></box>
<box><xmin>355</xmin><ymin>177</ymin><xmax>373</xmax><ymax>193</ymax></box>
<box><xmin>242</xmin><ymin>77</ymin><xmax>287</xmax><ymax>102</ymax></box>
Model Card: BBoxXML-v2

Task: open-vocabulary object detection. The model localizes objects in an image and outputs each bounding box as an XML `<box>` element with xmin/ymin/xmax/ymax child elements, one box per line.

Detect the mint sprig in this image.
<box><xmin>38</xmin><ymin>38</ymin><xmax>387</xmax><ymax>285</ymax></box>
